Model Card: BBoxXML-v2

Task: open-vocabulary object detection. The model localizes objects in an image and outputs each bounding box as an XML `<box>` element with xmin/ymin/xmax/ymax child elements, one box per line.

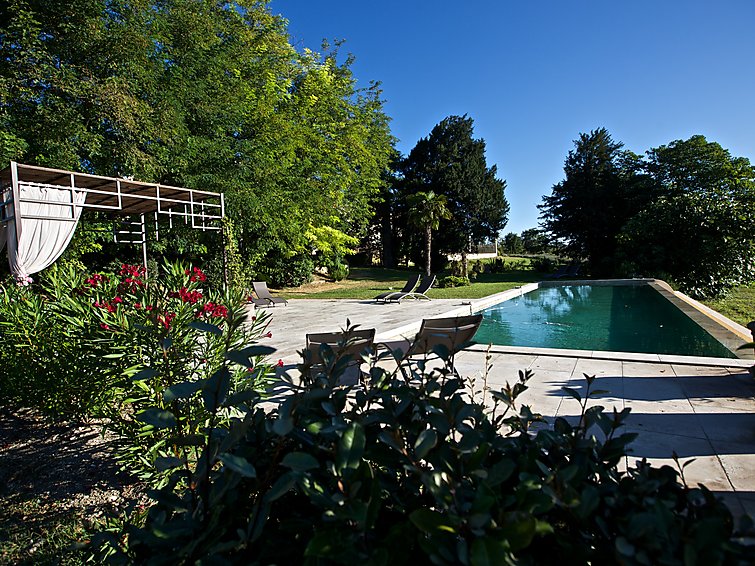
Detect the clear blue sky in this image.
<box><xmin>269</xmin><ymin>0</ymin><xmax>755</xmax><ymax>234</ymax></box>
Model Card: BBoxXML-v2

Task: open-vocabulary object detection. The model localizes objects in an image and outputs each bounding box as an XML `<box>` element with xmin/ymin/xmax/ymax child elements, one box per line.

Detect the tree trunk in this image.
<box><xmin>381</xmin><ymin>215</ymin><xmax>395</xmax><ymax>268</ymax></box>
<box><xmin>425</xmin><ymin>225</ymin><xmax>432</xmax><ymax>276</ymax></box>
<box><xmin>461</xmin><ymin>248</ymin><xmax>468</xmax><ymax>278</ymax></box>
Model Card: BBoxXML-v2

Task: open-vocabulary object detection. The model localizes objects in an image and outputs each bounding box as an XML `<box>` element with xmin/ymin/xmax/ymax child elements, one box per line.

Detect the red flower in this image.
<box><xmin>186</xmin><ymin>266</ymin><xmax>207</xmax><ymax>283</ymax></box>
<box><xmin>158</xmin><ymin>311</ymin><xmax>176</xmax><ymax>329</ymax></box>
<box><xmin>99</xmin><ymin>323</ymin><xmax>110</xmax><ymax>330</ymax></box>
<box><xmin>247</xmin><ymin>366</ymin><xmax>254</xmax><ymax>372</ymax></box>
<box><xmin>134</xmin><ymin>302</ymin><xmax>142</xmax><ymax>309</ymax></box>
<box><xmin>197</xmin><ymin>301</ymin><xmax>228</xmax><ymax>319</ymax></box>
<box><xmin>113</xmin><ymin>296</ymin><xmax>123</xmax><ymax>304</ymax></box>
<box><xmin>276</xmin><ymin>359</ymin><xmax>284</xmax><ymax>367</ymax></box>
<box><xmin>265</xmin><ymin>332</ymin><xmax>272</xmax><ymax>338</ymax></box>
<box><xmin>170</xmin><ymin>287</ymin><xmax>203</xmax><ymax>304</ymax></box>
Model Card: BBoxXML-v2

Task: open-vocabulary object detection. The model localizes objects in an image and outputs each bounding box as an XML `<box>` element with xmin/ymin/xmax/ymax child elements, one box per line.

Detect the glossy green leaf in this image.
<box><xmin>219</xmin><ymin>453</ymin><xmax>257</xmax><ymax>478</ymax></box>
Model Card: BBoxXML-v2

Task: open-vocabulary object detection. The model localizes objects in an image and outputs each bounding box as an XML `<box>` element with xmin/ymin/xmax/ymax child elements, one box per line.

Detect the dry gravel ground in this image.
<box><xmin>0</xmin><ymin>407</ymin><xmax>144</xmax><ymax>564</ymax></box>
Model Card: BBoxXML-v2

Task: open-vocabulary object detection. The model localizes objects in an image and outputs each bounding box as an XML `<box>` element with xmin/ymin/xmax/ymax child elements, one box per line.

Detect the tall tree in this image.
<box><xmin>502</xmin><ymin>232</ymin><xmax>524</xmax><ymax>255</ymax></box>
<box><xmin>619</xmin><ymin>136</ymin><xmax>755</xmax><ymax>297</ymax></box>
<box><xmin>401</xmin><ymin>115</ymin><xmax>508</xmax><ymax>276</ymax></box>
<box><xmin>406</xmin><ymin>191</ymin><xmax>452</xmax><ymax>276</ymax></box>
<box><xmin>520</xmin><ymin>228</ymin><xmax>550</xmax><ymax>254</ymax></box>
<box><xmin>0</xmin><ymin>1</ymin><xmax>394</xmax><ymax>284</ymax></box>
<box><xmin>538</xmin><ymin>128</ymin><xmax>650</xmax><ymax>276</ymax></box>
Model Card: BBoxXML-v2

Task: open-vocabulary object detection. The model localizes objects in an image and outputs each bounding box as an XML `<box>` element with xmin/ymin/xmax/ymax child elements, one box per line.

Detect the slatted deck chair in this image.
<box><xmin>374</xmin><ymin>273</ymin><xmax>421</xmax><ymax>303</ymax></box>
<box><xmin>385</xmin><ymin>274</ymin><xmax>436</xmax><ymax>303</ymax></box>
<box><xmin>304</xmin><ymin>328</ymin><xmax>376</xmax><ymax>386</ymax></box>
<box><xmin>563</xmin><ymin>263</ymin><xmax>581</xmax><ymax>278</ymax></box>
<box><xmin>252</xmin><ymin>281</ymin><xmax>288</xmax><ymax>307</ymax></box>
<box><xmin>395</xmin><ymin>314</ymin><xmax>483</xmax><ymax>376</ymax></box>
<box><xmin>545</xmin><ymin>265</ymin><xmax>569</xmax><ymax>279</ymax></box>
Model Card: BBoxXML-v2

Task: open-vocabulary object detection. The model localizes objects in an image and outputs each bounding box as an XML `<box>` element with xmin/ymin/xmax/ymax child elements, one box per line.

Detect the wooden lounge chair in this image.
<box><xmin>385</xmin><ymin>275</ymin><xmax>435</xmax><ymax>303</ymax></box>
<box><xmin>252</xmin><ymin>281</ymin><xmax>288</xmax><ymax>307</ymax></box>
<box><xmin>391</xmin><ymin>314</ymin><xmax>483</xmax><ymax>376</ymax></box>
<box><xmin>305</xmin><ymin>328</ymin><xmax>376</xmax><ymax>385</ymax></box>
<box><xmin>408</xmin><ymin>314</ymin><xmax>483</xmax><ymax>358</ymax></box>
<box><xmin>374</xmin><ymin>273</ymin><xmax>421</xmax><ymax>303</ymax></box>
<box><xmin>545</xmin><ymin>265</ymin><xmax>569</xmax><ymax>279</ymax></box>
<box><xmin>562</xmin><ymin>263</ymin><xmax>581</xmax><ymax>278</ymax></box>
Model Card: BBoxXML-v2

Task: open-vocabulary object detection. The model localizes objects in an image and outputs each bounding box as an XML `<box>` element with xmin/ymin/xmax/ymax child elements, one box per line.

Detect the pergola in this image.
<box><xmin>0</xmin><ymin>161</ymin><xmax>224</xmax><ymax>280</ymax></box>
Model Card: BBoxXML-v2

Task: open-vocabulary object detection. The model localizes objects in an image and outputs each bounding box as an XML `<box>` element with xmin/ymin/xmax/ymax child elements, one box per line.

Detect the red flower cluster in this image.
<box><xmin>118</xmin><ymin>264</ymin><xmax>146</xmax><ymax>293</ymax></box>
<box><xmin>198</xmin><ymin>302</ymin><xmax>228</xmax><ymax>318</ymax></box>
<box><xmin>85</xmin><ymin>273</ymin><xmax>108</xmax><ymax>288</ymax></box>
<box><xmin>185</xmin><ymin>266</ymin><xmax>207</xmax><ymax>283</ymax></box>
<box><xmin>120</xmin><ymin>264</ymin><xmax>146</xmax><ymax>278</ymax></box>
<box><xmin>157</xmin><ymin>312</ymin><xmax>176</xmax><ymax>329</ymax></box>
<box><xmin>168</xmin><ymin>287</ymin><xmax>203</xmax><ymax>304</ymax></box>
<box><xmin>93</xmin><ymin>299</ymin><xmax>118</xmax><ymax>313</ymax></box>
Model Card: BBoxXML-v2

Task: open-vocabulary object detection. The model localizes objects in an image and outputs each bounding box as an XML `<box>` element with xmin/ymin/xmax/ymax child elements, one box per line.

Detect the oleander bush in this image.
<box><xmin>0</xmin><ymin>261</ymin><xmax>276</xmax><ymax>480</ymax></box>
<box><xmin>94</xmin><ymin>330</ymin><xmax>753</xmax><ymax>564</ymax></box>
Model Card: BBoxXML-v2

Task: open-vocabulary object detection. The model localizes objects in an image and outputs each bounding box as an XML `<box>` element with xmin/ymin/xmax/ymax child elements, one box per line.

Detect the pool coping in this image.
<box><xmin>375</xmin><ymin>279</ymin><xmax>753</xmax><ymax>368</ymax></box>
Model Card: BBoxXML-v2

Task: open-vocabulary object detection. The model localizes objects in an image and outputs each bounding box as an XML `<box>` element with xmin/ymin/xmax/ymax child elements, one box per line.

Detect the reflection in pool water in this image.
<box><xmin>474</xmin><ymin>285</ymin><xmax>735</xmax><ymax>358</ymax></box>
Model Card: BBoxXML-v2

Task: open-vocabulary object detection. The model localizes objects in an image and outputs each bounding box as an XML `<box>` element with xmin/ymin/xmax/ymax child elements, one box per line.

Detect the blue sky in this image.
<box><xmin>270</xmin><ymin>0</ymin><xmax>755</xmax><ymax>234</ymax></box>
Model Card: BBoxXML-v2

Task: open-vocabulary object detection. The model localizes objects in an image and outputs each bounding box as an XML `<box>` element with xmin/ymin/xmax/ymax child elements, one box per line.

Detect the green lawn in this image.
<box><xmin>281</xmin><ymin>266</ymin><xmax>543</xmax><ymax>300</ymax></box>
<box><xmin>701</xmin><ymin>285</ymin><xmax>755</xmax><ymax>328</ymax></box>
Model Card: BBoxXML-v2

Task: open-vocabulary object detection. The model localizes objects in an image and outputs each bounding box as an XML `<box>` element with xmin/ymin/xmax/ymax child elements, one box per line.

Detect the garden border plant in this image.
<box><xmin>92</xmin><ymin>326</ymin><xmax>753</xmax><ymax>564</ymax></box>
<box><xmin>0</xmin><ymin>261</ymin><xmax>277</xmax><ymax>483</ymax></box>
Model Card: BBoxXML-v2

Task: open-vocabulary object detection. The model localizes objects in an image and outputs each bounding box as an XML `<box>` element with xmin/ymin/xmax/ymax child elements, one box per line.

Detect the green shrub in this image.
<box><xmin>0</xmin><ymin>262</ymin><xmax>276</xmax><ymax>482</ymax></box>
<box><xmin>531</xmin><ymin>256</ymin><xmax>558</xmax><ymax>273</ymax></box>
<box><xmin>449</xmin><ymin>259</ymin><xmax>463</xmax><ymax>277</ymax></box>
<box><xmin>438</xmin><ymin>275</ymin><xmax>471</xmax><ymax>288</ymax></box>
<box><xmin>94</xmin><ymin>333</ymin><xmax>753</xmax><ymax>563</ymax></box>
<box><xmin>328</xmin><ymin>262</ymin><xmax>349</xmax><ymax>281</ymax></box>
<box><xmin>257</xmin><ymin>253</ymin><xmax>314</xmax><ymax>287</ymax></box>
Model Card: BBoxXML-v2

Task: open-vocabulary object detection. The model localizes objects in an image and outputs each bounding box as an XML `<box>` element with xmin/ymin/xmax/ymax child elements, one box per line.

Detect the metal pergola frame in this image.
<box><xmin>0</xmin><ymin>161</ymin><xmax>225</xmax><ymax>276</ymax></box>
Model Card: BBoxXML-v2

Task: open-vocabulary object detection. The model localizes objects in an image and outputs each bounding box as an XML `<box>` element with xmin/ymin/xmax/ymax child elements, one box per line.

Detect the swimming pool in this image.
<box><xmin>474</xmin><ymin>284</ymin><xmax>737</xmax><ymax>358</ymax></box>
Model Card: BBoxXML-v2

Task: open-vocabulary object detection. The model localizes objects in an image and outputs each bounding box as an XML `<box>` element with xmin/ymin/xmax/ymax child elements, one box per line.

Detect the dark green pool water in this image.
<box><xmin>474</xmin><ymin>285</ymin><xmax>736</xmax><ymax>358</ymax></box>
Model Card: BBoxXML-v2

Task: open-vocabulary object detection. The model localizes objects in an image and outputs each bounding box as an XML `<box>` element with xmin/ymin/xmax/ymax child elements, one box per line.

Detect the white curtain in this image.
<box><xmin>6</xmin><ymin>183</ymin><xmax>85</xmax><ymax>279</ymax></box>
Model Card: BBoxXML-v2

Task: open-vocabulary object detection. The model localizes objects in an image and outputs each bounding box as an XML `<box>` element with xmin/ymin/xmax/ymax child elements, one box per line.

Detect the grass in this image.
<box><xmin>701</xmin><ymin>284</ymin><xmax>755</xmax><ymax>328</ymax></box>
<box><xmin>281</xmin><ymin>266</ymin><xmax>544</xmax><ymax>300</ymax></box>
<box><xmin>0</xmin><ymin>498</ymin><xmax>91</xmax><ymax>565</ymax></box>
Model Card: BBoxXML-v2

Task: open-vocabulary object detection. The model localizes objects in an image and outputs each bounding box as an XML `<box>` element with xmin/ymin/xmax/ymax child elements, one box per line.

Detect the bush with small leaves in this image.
<box><xmin>438</xmin><ymin>275</ymin><xmax>471</xmax><ymax>288</ymax></box>
<box><xmin>94</xmin><ymin>327</ymin><xmax>753</xmax><ymax>564</ymax></box>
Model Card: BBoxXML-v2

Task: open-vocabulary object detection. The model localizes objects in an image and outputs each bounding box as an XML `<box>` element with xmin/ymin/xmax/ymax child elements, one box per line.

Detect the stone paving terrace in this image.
<box><xmin>253</xmin><ymin>291</ymin><xmax>755</xmax><ymax>517</ymax></box>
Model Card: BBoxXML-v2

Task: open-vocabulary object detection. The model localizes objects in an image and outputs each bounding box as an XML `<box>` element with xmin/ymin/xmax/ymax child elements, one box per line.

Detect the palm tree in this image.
<box><xmin>407</xmin><ymin>191</ymin><xmax>452</xmax><ymax>276</ymax></box>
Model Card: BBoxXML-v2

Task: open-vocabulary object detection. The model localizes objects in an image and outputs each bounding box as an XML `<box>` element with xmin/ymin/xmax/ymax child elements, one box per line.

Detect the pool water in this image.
<box><xmin>474</xmin><ymin>285</ymin><xmax>736</xmax><ymax>358</ymax></box>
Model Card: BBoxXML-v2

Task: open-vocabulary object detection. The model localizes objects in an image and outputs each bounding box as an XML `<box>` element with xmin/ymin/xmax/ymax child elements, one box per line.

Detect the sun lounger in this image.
<box><xmin>304</xmin><ymin>328</ymin><xmax>376</xmax><ymax>385</ymax></box>
<box><xmin>374</xmin><ymin>274</ymin><xmax>421</xmax><ymax>303</ymax></box>
<box><xmin>252</xmin><ymin>281</ymin><xmax>288</xmax><ymax>307</ymax></box>
<box><xmin>545</xmin><ymin>265</ymin><xmax>569</xmax><ymax>279</ymax></box>
<box><xmin>386</xmin><ymin>314</ymin><xmax>482</xmax><ymax>376</ymax></box>
<box><xmin>385</xmin><ymin>275</ymin><xmax>435</xmax><ymax>302</ymax></box>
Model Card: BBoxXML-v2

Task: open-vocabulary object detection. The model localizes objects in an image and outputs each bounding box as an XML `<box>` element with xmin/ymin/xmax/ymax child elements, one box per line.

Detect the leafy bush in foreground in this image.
<box><xmin>0</xmin><ymin>262</ymin><xmax>276</xmax><ymax>481</ymax></box>
<box><xmin>95</xmin><ymin>333</ymin><xmax>753</xmax><ymax>564</ymax></box>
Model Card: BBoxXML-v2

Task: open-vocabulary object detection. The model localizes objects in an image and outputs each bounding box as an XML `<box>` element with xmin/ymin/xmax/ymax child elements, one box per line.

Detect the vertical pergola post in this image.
<box><xmin>9</xmin><ymin>161</ymin><xmax>22</xmax><ymax>244</ymax></box>
<box><xmin>221</xmin><ymin>193</ymin><xmax>228</xmax><ymax>289</ymax></box>
<box><xmin>140</xmin><ymin>213</ymin><xmax>147</xmax><ymax>278</ymax></box>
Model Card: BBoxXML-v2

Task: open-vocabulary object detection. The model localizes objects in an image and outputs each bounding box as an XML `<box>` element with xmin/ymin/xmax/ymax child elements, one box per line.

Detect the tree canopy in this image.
<box><xmin>399</xmin><ymin>115</ymin><xmax>509</xmax><ymax>274</ymax></box>
<box><xmin>538</xmin><ymin>128</ymin><xmax>650</xmax><ymax>276</ymax></box>
<box><xmin>0</xmin><ymin>0</ymin><xmax>394</xmax><ymax>284</ymax></box>
<box><xmin>540</xmin><ymin>129</ymin><xmax>755</xmax><ymax>297</ymax></box>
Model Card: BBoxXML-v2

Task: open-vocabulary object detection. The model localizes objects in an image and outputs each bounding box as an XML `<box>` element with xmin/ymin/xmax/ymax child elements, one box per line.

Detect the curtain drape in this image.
<box><xmin>5</xmin><ymin>183</ymin><xmax>85</xmax><ymax>279</ymax></box>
